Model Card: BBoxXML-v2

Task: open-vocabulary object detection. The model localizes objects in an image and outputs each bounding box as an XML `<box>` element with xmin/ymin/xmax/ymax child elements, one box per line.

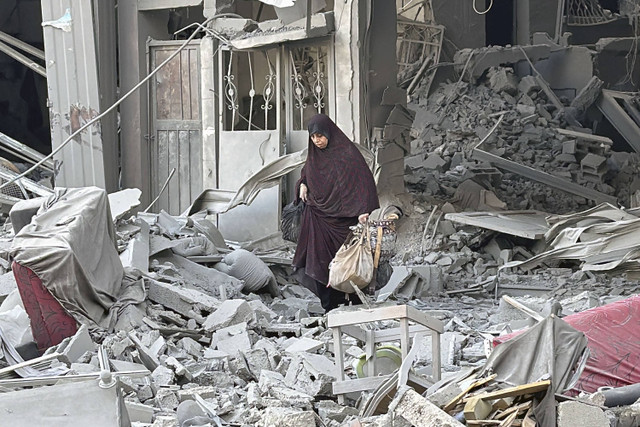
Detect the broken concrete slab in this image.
<box><xmin>454</xmin><ymin>45</ymin><xmax>551</xmax><ymax>81</ymax></box>
<box><xmin>203</xmin><ymin>299</ymin><xmax>254</xmax><ymax>332</ymax></box>
<box><xmin>152</xmin><ymin>252</ymin><xmax>243</xmax><ymax>298</ymax></box>
<box><xmin>390</xmin><ymin>386</ymin><xmax>465</xmax><ymax>426</ymax></box>
<box><xmin>120</xmin><ymin>219</ymin><xmax>150</xmax><ymax>272</ymax></box>
<box><xmin>108</xmin><ymin>188</ymin><xmax>142</xmax><ymax>222</ymax></box>
<box><xmin>258</xmin><ymin>406</ymin><xmax>316</xmax><ymax>427</ymax></box>
<box><xmin>284</xmin><ymin>337</ymin><xmax>324</xmax><ymax>354</ymax></box>
<box><xmin>557</xmin><ymin>400</ymin><xmax>609</xmax><ymax>427</ymax></box>
<box><xmin>147</xmin><ymin>280</ymin><xmax>219</xmax><ymax>321</ymax></box>
<box><xmin>212</xmin><ymin>321</ymin><xmax>252</xmax><ymax>356</ymax></box>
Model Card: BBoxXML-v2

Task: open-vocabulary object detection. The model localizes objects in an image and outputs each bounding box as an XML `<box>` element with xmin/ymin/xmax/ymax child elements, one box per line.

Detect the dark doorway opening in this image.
<box><xmin>485</xmin><ymin>0</ymin><xmax>514</xmax><ymax>47</ymax></box>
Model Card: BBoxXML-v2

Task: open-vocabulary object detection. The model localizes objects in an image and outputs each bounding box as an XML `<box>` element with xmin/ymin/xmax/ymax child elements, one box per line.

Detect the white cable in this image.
<box><xmin>0</xmin><ymin>17</ymin><xmax>215</xmax><ymax>191</ymax></box>
<box><xmin>473</xmin><ymin>0</ymin><xmax>493</xmax><ymax>15</ymax></box>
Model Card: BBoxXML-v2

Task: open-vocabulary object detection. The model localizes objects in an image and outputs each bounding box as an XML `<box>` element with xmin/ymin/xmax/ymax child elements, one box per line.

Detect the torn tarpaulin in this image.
<box><xmin>9</xmin><ymin>187</ymin><xmax>141</xmax><ymax>331</ymax></box>
<box><xmin>483</xmin><ymin>316</ymin><xmax>588</xmax><ymax>394</ymax></box>
<box><xmin>495</xmin><ymin>295</ymin><xmax>640</xmax><ymax>395</ymax></box>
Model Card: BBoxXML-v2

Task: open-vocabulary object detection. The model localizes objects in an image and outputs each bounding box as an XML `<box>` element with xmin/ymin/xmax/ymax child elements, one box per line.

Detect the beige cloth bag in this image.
<box><xmin>328</xmin><ymin>224</ymin><xmax>374</xmax><ymax>293</ymax></box>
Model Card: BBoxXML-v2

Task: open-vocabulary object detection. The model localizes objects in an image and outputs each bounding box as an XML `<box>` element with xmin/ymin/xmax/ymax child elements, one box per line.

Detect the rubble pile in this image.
<box><xmin>406</xmin><ymin>65</ymin><xmax>640</xmax><ymax>214</ymax></box>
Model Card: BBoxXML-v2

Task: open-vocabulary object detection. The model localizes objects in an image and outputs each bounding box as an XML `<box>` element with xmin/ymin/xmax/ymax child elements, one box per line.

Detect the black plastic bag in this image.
<box><xmin>281</xmin><ymin>201</ymin><xmax>305</xmax><ymax>243</ymax></box>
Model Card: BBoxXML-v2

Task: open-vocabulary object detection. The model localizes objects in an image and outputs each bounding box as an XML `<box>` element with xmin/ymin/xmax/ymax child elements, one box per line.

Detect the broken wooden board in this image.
<box><xmin>444</xmin><ymin>211</ymin><xmax>549</xmax><ymax>240</ymax></box>
<box><xmin>443</xmin><ymin>374</ymin><xmax>498</xmax><ymax>412</ymax></box>
<box><xmin>597</xmin><ymin>89</ymin><xmax>640</xmax><ymax>153</ymax></box>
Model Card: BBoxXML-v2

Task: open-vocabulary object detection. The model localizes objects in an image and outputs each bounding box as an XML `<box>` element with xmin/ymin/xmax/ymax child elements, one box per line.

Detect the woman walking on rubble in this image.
<box><xmin>293</xmin><ymin>113</ymin><xmax>379</xmax><ymax>312</ymax></box>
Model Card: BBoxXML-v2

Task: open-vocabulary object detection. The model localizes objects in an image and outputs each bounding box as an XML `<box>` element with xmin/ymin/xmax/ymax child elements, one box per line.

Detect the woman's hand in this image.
<box><xmin>358</xmin><ymin>213</ymin><xmax>369</xmax><ymax>224</ymax></box>
<box><xmin>299</xmin><ymin>183</ymin><xmax>308</xmax><ymax>202</ymax></box>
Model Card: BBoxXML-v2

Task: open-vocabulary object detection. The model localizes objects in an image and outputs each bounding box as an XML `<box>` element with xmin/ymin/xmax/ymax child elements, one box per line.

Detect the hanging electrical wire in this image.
<box><xmin>473</xmin><ymin>0</ymin><xmax>493</xmax><ymax>15</ymax></box>
<box><xmin>0</xmin><ymin>16</ymin><xmax>233</xmax><ymax>192</ymax></box>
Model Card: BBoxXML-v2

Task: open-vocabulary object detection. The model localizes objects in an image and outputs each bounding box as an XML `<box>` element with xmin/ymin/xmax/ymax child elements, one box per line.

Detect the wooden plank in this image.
<box><xmin>556</xmin><ymin>128</ymin><xmax>613</xmax><ymax>145</ymax></box>
<box><xmin>190</xmin><ymin>48</ymin><xmax>199</xmax><ymax>120</ymax></box>
<box><xmin>178</xmin><ymin>130</ymin><xmax>191</xmax><ymax>213</ymax></box>
<box><xmin>157</xmin><ymin>130</ymin><xmax>169</xmax><ymax>212</ymax></box>
<box><xmin>444</xmin><ymin>211</ymin><xmax>549</xmax><ymax>240</ymax></box>
<box><xmin>180</xmin><ymin>49</ymin><xmax>191</xmax><ymax>120</ymax></box>
<box><xmin>478</xmin><ymin>380</ymin><xmax>550</xmax><ymax>401</ymax></box>
<box><xmin>443</xmin><ymin>374</ymin><xmax>497</xmax><ymax>412</ymax></box>
<box><xmin>167</xmin><ymin>130</ymin><xmax>180</xmax><ymax>214</ymax></box>
<box><xmin>464</xmin><ymin>395</ymin><xmax>494</xmax><ymax>421</ymax></box>
<box><xmin>502</xmin><ymin>296</ymin><xmax>544</xmax><ymax>322</ymax></box>
<box><xmin>328</xmin><ymin>305</ymin><xmax>443</xmax><ymax>333</ymax></box>
<box><xmin>154</xmin><ymin>49</ymin><xmax>172</xmax><ymax>120</ymax></box>
<box><xmin>168</xmin><ymin>55</ymin><xmax>182</xmax><ymax>120</ymax></box>
<box><xmin>472</xmin><ymin>146</ymin><xmax>617</xmax><ymax>204</ymax></box>
<box><xmin>597</xmin><ymin>90</ymin><xmax>640</xmax><ymax>153</ymax></box>
<box><xmin>138</xmin><ymin>0</ymin><xmax>202</xmax><ymax>11</ymax></box>
<box><xmin>190</xmin><ymin>129</ymin><xmax>203</xmax><ymax>202</ymax></box>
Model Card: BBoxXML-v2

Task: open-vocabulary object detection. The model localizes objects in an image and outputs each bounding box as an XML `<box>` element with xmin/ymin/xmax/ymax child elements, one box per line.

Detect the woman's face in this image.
<box><xmin>311</xmin><ymin>132</ymin><xmax>328</xmax><ymax>150</ymax></box>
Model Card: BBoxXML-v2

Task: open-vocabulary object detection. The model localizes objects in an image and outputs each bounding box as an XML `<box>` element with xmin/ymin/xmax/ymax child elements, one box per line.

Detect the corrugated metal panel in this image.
<box><xmin>149</xmin><ymin>42</ymin><xmax>202</xmax><ymax>215</ymax></box>
<box><xmin>41</xmin><ymin>1</ymin><xmax>106</xmax><ymax>188</ymax></box>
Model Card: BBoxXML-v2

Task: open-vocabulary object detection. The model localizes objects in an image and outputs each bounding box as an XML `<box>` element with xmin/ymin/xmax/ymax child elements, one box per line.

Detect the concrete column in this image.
<box><xmin>200</xmin><ymin>36</ymin><xmax>217</xmax><ymax>191</ymax></box>
<box><xmin>333</xmin><ymin>0</ymin><xmax>365</xmax><ymax>144</ymax></box>
<box><xmin>516</xmin><ymin>0</ymin><xmax>530</xmax><ymax>45</ymax></box>
<box><xmin>118</xmin><ymin>0</ymin><xmax>148</xmax><ymax>204</ymax></box>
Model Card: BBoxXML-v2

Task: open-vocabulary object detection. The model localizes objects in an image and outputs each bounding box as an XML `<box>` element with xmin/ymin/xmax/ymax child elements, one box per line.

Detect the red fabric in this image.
<box><xmin>293</xmin><ymin>114</ymin><xmax>379</xmax><ymax>285</ymax></box>
<box><xmin>12</xmin><ymin>262</ymin><xmax>77</xmax><ymax>352</ymax></box>
<box><xmin>494</xmin><ymin>295</ymin><xmax>640</xmax><ymax>394</ymax></box>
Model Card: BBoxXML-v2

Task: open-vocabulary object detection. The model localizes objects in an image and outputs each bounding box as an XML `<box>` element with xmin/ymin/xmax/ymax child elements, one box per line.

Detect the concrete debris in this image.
<box><xmin>5</xmin><ymin>4</ymin><xmax>640</xmax><ymax>427</ymax></box>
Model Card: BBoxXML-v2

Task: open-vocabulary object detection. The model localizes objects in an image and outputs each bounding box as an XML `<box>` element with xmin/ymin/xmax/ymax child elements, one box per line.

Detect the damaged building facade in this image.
<box><xmin>2</xmin><ymin>0</ymin><xmax>640</xmax><ymax>426</ymax></box>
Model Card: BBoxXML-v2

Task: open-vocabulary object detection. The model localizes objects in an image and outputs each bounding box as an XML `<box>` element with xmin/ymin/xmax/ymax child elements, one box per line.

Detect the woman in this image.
<box><xmin>293</xmin><ymin>114</ymin><xmax>379</xmax><ymax>312</ymax></box>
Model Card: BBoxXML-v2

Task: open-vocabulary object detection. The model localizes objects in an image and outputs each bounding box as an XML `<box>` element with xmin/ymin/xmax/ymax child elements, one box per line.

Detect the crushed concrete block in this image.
<box><xmin>518</xmin><ymin>75</ymin><xmax>541</xmax><ymax>95</ymax></box>
<box><xmin>284</xmin><ymin>337</ymin><xmax>324</xmax><ymax>354</ymax></box>
<box><xmin>423</xmin><ymin>153</ymin><xmax>446</xmax><ymax>171</ymax></box>
<box><xmin>259</xmin><ymin>406</ymin><xmax>316</xmax><ymax>427</ymax></box>
<box><xmin>56</xmin><ymin>324</ymin><xmax>95</xmax><ymax>363</ymax></box>
<box><xmin>177</xmin><ymin>386</ymin><xmax>217</xmax><ymax>402</ymax></box>
<box><xmin>147</xmin><ymin>280</ymin><xmax>219</xmax><ymax>320</ymax></box>
<box><xmin>427</xmin><ymin>381</ymin><xmax>463</xmax><ymax>408</ymax></box>
<box><xmin>203</xmin><ymin>299</ymin><xmax>254</xmax><ymax>331</ymax></box>
<box><xmin>178</xmin><ymin>337</ymin><xmax>203</xmax><ymax>358</ymax></box>
<box><xmin>315</xmin><ymin>400</ymin><xmax>359</xmax><ymax>422</ymax></box>
<box><xmin>390</xmin><ymin>386</ymin><xmax>464</xmax><ymax>426</ymax></box>
<box><xmin>488</xmin><ymin>67</ymin><xmax>518</xmax><ymax>95</ymax></box>
<box><xmin>560</xmin><ymin>291</ymin><xmax>599</xmax><ymax>313</ymax></box>
<box><xmin>150</xmin><ymin>415</ymin><xmax>179</xmax><ymax>427</ymax></box>
<box><xmin>243</xmin><ymin>348</ymin><xmax>273</xmax><ymax>379</ymax></box>
<box><xmin>557</xmin><ymin>401</ymin><xmax>609</xmax><ymax>427</ymax></box>
<box><xmin>125</xmin><ymin>401</ymin><xmax>154</xmax><ymax>424</ymax></box>
<box><xmin>258</xmin><ymin>370</ymin><xmax>286</xmax><ymax>394</ymax></box>
<box><xmin>285</xmin><ymin>353</ymin><xmax>336</xmax><ymax>397</ymax></box>
<box><xmin>155</xmin><ymin>388</ymin><xmax>180</xmax><ymax>411</ymax></box>
<box><xmin>152</xmin><ymin>365</ymin><xmax>175</xmax><ymax>386</ymax></box>
<box><xmin>213</xmin><ymin>322</ymin><xmax>252</xmax><ymax>356</ymax></box>
<box><xmin>248</xmin><ymin>299</ymin><xmax>277</xmax><ymax>321</ymax></box>
<box><xmin>165</xmin><ymin>356</ymin><xmax>193</xmax><ymax>380</ymax></box>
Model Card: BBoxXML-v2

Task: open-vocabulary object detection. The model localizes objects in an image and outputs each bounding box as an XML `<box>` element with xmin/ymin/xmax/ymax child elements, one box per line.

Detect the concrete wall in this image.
<box><xmin>433</xmin><ymin>0</ymin><xmax>485</xmax><ymax>62</ymax></box>
<box><xmin>333</xmin><ymin>0</ymin><xmax>367</xmax><ymax>144</ymax></box>
<box><xmin>366</xmin><ymin>0</ymin><xmax>398</xmax><ymax>131</ymax></box>
<box><xmin>529</xmin><ymin>0</ymin><xmax>560</xmax><ymax>41</ymax></box>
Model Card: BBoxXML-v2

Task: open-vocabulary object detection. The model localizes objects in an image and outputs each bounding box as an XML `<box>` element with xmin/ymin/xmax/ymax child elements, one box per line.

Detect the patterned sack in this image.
<box><xmin>281</xmin><ymin>201</ymin><xmax>305</xmax><ymax>243</ymax></box>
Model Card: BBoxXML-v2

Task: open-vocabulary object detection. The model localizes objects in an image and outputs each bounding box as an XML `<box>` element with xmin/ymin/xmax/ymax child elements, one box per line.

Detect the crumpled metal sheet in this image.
<box><xmin>187</xmin><ymin>150</ymin><xmax>307</xmax><ymax>216</ymax></box>
<box><xmin>501</xmin><ymin>203</ymin><xmax>640</xmax><ymax>274</ymax></box>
